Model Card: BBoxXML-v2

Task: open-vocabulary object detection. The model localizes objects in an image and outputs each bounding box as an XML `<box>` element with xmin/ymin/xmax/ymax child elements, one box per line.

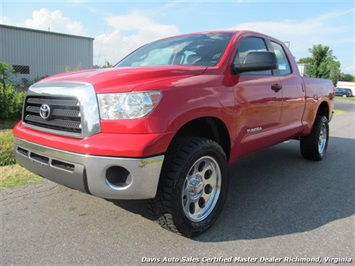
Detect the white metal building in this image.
<box><xmin>337</xmin><ymin>81</ymin><xmax>355</xmax><ymax>94</ymax></box>
<box><xmin>0</xmin><ymin>24</ymin><xmax>94</xmax><ymax>83</ymax></box>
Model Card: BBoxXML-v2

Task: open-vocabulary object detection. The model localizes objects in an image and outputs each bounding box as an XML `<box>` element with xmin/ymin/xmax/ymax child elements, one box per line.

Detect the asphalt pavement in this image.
<box><xmin>1</xmin><ymin>99</ymin><xmax>354</xmax><ymax>265</ymax></box>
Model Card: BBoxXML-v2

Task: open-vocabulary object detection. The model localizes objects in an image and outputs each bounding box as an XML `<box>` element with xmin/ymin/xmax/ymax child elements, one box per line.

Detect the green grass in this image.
<box><xmin>0</xmin><ymin>127</ymin><xmax>43</xmax><ymax>189</ymax></box>
<box><xmin>335</xmin><ymin>96</ymin><xmax>355</xmax><ymax>101</ymax></box>
<box><xmin>0</xmin><ymin>164</ymin><xmax>42</xmax><ymax>189</ymax></box>
<box><xmin>333</xmin><ymin>109</ymin><xmax>345</xmax><ymax>115</ymax></box>
<box><xmin>0</xmin><ymin>129</ymin><xmax>16</xmax><ymax>166</ymax></box>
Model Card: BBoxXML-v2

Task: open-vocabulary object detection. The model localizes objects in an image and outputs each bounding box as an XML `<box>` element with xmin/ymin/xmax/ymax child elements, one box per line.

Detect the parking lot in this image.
<box><xmin>1</xmin><ymin>99</ymin><xmax>354</xmax><ymax>265</ymax></box>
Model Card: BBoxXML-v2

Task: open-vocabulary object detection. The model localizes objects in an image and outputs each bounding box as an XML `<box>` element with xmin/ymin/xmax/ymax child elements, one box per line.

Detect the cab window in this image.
<box><xmin>271</xmin><ymin>41</ymin><xmax>292</xmax><ymax>75</ymax></box>
<box><xmin>234</xmin><ymin>37</ymin><xmax>272</xmax><ymax>75</ymax></box>
<box><xmin>117</xmin><ymin>33</ymin><xmax>233</xmax><ymax>67</ymax></box>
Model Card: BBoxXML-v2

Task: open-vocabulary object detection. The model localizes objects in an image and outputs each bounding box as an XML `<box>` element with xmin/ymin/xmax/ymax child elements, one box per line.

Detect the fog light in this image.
<box><xmin>105</xmin><ymin>166</ymin><xmax>132</xmax><ymax>189</ymax></box>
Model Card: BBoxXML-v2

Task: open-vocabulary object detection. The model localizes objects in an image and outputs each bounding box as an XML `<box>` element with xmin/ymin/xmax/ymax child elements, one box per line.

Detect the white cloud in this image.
<box><xmin>229</xmin><ymin>9</ymin><xmax>353</xmax><ymax>62</ymax></box>
<box><xmin>23</xmin><ymin>8</ymin><xmax>85</xmax><ymax>35</ymax></box>
<box><xmin>94</xmin><ymin>10</ymin><xmax>180</xmax><ymax>66</ymax></box>
<box><xmin>1</xmin><ymin>8</ymin><xmax>85</xmax><ymax>35</ymax></box>
<box><xmin>1</xmin><ymin>16</ymin><xmax>13</xmax><ymax>24</ymax></box>
<box><xmin>1</xmin><ymin>7</ymin><xmax>179</xmax><ymax>66</ymax></box>
<box><xmin>343</xmin><ymin>65</ymin><xmax>355</xmax><ymax>75</ymax></box>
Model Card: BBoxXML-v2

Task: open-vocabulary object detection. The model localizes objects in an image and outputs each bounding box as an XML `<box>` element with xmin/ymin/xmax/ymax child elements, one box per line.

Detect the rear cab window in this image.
<box><xmin>270</xmin><ymin>41</ymin><xmax>292</xmax><ymax>75</ymax></box>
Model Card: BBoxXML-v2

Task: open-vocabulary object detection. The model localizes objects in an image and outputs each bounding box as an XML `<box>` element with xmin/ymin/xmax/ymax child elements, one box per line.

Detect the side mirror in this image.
<box><xmin>232</xmin><ymin>51</ymin><xmax>278</xmax><ymax>74</ymax></box>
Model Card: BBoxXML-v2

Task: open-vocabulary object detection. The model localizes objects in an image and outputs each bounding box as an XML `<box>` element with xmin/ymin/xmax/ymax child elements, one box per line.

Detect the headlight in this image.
<box><xmin>97</xmin><ymin>91</ymin><xmax>162</xmax><ymax>120</ymax></box>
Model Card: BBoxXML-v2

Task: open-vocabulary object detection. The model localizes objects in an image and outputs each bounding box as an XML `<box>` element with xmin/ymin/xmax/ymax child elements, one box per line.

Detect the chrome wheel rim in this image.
<box><xmin>318</xmin><ymin>123</ymin><xmax>327</xmax><ymax>154</ymax></box>
<box><xmin>182</xmin><ymin>156</ymin><xmax>221</xmax><ymax>222</ymax></box>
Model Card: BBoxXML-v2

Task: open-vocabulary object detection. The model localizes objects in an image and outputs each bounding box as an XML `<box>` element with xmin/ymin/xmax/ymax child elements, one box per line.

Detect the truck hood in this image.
<box><xmin>39</xmin><ymin>66</ymin><xmax>207</xmax><ymax>93</ymax></box>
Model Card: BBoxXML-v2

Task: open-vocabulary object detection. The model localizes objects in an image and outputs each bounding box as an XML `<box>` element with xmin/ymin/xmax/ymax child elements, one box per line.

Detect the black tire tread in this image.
<box><xmin>147</xmin><ymin>136</ymin><xmax>227</xmax><ymax>237</ymax></box>
<box><xmin>300</xmin><ymin>115</ymin><xmax>329</xmax><ymax>161</ymax></box>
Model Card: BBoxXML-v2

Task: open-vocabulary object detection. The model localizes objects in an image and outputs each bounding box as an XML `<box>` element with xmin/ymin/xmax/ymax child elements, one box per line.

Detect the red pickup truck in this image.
<box><xmin>13</xmin><ymin>30</ymin><xmax>334</xmax><ymax>237</ymax></box>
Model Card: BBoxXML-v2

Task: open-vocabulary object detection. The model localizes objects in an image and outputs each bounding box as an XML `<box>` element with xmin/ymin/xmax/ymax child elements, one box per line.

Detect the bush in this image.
<box><xmin>0</xmin><ymin>85</ymin><xmax>26</xmax><ymax>120</ymax></box>
<box><xmin>0</xmin><ymin>130</ymin><xmax>16</xmax><ymax>166</ymax></box>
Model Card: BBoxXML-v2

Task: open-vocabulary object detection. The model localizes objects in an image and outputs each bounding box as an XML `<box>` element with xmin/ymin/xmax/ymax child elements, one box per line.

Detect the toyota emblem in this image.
<box><xmin>39</xmin><ymin>104</ymin><xmax>51</xmax><ymax>120</ymax></box>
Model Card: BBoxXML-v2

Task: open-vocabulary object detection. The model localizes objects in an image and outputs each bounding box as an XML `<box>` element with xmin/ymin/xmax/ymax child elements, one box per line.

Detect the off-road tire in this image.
<box><xmin>148</xmin><ymin>137</ymin><xmax>228</xmax><ymax>237</ymax></box>
<box><xmin>300</xmin><ymin>115</ymin><xmax>329</xmax><ymax>161</ymax></box>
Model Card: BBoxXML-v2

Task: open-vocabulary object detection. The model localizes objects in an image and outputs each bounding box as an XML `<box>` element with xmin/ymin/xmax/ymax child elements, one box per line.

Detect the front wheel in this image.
<box><xmin>148</xmin><ymin>137</ymin><xmax>228</xmax><ymax>237</ymax></box>
<box><xmin>300</xmin><ymin>115</ymin><xmax>329</xmax><ymax>161</ymax></box>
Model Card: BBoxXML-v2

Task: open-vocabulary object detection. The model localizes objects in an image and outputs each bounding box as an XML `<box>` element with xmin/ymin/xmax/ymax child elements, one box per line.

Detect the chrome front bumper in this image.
<box><xmin>14</xmin><ymin>137</ymin><xmax>164</xmax><ymax>199</ymax></box>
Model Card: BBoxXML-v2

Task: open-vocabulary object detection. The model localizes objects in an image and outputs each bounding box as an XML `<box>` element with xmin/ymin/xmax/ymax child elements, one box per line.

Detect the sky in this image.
<box><xmin>1</xmin><ymin>0</ymin><xmax>354</xmax><ymax>74</ymax></box>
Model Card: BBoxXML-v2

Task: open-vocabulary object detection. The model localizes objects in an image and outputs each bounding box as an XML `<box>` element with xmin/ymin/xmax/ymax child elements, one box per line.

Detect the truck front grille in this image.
<box><xmin>23</xmin><ymin>96</ymin><xmax>82</xmax><ymax>134</ymax></box>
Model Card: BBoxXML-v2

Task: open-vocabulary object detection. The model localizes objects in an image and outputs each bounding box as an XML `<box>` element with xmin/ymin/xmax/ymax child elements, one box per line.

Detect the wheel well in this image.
<box><xmin>173</xmin><ymin>117</ymin><xmax>231</xmax><ymax>161</ymax></box>
<box><xmin>317</xmin><ymin>102</ymin><xmax>330</xmax><ymax>119</ymax></box>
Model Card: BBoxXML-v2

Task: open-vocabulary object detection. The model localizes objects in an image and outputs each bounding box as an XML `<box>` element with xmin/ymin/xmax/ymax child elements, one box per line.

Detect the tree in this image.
<box><xmin>102</xmin><ymin>61</ymin><xmax>113</xmax><ymax>68</ymax></box>
<box><xmin>0</xmin><ymin>62</ymin><xmax>15</xmax><ymax>88</ymax></box>
<box><xmin>298</xmin><ymin>44</ymin><xmax>341</xmax><ymax>85</ymax></box>
<box><xmin>0</xmin><ymin>62</ymin><xmax>16</xmax><ymax>115</ymax></box>
<box><xmin>65</xmin><ymin>63</ymin><xmax>82</xmax><ymax>72</ymax></box>
<box><xmin>340</xmin><ymin>73</ymin><xmax>354</xmax><ymax>82</ymax></box>
<box><xmin>92</xmin><ymin>62</ymin><xmax>113</xmax><ymax>69</ymax></box>
<box><xmin>297</xmin><ymin>57</ymin><xmax>311</xmax><ymax>64</ymax></box>
<box><xmin>329</xmin><ymin>60</ymin><xmax>341</xmax><ymax>87</ymax></box>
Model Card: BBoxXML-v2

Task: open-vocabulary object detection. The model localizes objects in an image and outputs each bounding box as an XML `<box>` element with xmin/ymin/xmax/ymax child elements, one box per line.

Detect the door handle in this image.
<box><xmin>271</xmin><ymin>83</ymin><xmax>282</xmax><ymax>92</ymax></box>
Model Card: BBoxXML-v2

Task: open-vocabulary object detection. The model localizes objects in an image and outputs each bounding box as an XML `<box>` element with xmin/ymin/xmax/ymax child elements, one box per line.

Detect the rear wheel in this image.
<box><xmin>300</xmin><ymin>115</ymin><xmax>329</xmax><ymax>161</ymax></box>
<box><xmin>148</xmin><ymin>137</ymin><xmax>228</xmax><ymax>237</ymax></box>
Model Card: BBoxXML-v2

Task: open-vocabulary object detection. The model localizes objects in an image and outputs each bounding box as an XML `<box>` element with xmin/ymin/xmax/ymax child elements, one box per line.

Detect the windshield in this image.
<box><xmin>116</xmin><ymin>33</ymin><xmax>233</xmax><ymax>67</ymax></box>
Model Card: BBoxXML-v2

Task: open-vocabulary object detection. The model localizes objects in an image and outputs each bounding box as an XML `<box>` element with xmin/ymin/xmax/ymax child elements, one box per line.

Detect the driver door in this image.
<box><xmin>231</xmin><ymin>36</ymin><xmax>283</xmax><ymax>157</ymax></box>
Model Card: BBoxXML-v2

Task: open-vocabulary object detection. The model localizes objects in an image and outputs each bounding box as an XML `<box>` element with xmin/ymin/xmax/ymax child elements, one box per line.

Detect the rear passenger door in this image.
<box><xmin>270</xmin><ymin>41</ymin><xmax>305</xmax><ymax>138</ymax></box>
